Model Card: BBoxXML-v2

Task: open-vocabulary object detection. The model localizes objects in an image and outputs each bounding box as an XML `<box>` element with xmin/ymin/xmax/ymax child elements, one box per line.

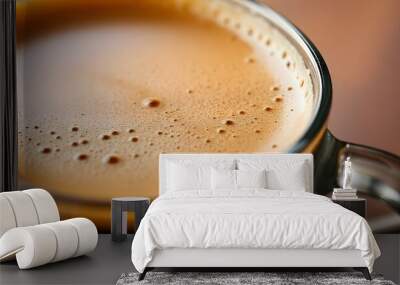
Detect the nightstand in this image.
<box><xmin>332</xmin><ymin>198</ymin><xmax>366</xmax><ymax>218</ymax></box>
<box><xmin>111</xmin><ymin>197</ymin><xmax>150</xmax><ymax>242</ymax></box>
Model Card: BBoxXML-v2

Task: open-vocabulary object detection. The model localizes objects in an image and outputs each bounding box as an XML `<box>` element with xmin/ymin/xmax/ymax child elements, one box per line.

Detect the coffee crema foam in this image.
<box><xmin>17</xmin><ymin>0</ymin><xmax>314</xmax><ymax>222</ymax></box>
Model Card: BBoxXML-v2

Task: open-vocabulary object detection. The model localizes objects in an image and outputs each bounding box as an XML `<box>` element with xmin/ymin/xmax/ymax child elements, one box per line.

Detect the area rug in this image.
<box><xmin>116</xmin><ymin>272</ymin><xmax>395</xmax><ymax>285</ymax></box>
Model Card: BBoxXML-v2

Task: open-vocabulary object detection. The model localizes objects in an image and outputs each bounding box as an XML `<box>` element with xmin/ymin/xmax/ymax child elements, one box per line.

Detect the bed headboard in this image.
<box><xmin>159</xmin><ymin>153</ymin><xmax>314</xmax><ymax>195</ymax></box>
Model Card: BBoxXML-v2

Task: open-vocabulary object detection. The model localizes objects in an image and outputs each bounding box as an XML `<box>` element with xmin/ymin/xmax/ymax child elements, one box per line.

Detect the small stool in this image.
<box><xmin>111</xmin><ymin>197</ymin><xmax>150</xmax><ymax>242</ymax></box>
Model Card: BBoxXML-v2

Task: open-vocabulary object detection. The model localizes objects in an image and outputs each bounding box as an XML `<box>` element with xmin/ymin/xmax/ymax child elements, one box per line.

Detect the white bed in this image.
<box><xmin>131</xmin><ymin>154</ymin><xmax>380</xmax><ymax>280</ymax></box>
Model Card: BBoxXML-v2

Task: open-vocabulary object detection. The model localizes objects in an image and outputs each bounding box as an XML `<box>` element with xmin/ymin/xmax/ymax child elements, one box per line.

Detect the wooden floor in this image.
<box><xmin>0</xmin><ymin>234</ymin><xmax>399</xmax><ymax>285</ymax></box>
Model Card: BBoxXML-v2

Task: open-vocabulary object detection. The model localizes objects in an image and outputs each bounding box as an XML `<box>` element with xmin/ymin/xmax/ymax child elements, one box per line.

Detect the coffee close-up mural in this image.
<box><xmin>15</xmin><ymin>0</ymin><xmax>400</xmax><ymax>232</ymax></box>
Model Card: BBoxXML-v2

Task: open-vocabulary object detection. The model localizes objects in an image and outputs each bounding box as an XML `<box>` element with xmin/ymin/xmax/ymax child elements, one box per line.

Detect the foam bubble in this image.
<box><xmin>103</xmin><ymin>155</ymin><xmax>120</xmax><ymax>164</ymax></box>
<box><xmin>40</xmin><ymin>147</ymin><xmax>52</xmax><ymax>154</ymax></box>
<box><xmin>222</xmin><ymin>17</ymin><xmax>230</xmax><ymax>25</ymax></box>
<box><xmin>76</xmin><ymin>153</ymin><xmax>89</xmax><ymax>161</ymax></box>
<box><xmin>130</xmin><ymin>137</ymin><xmax>139</xmax><ymax>142</ymax></box>
<box><xmin>244</xmin><ymin>56</ymin><xmax>255</xmax><ymax>64</ymax></box>
<box><xmin>217</xmin><ymin>128</ymin><xmax>226</xmax><ymax>134</ymax></box>
<box><xmin>142</xmin><ymin>98</ymin><xmax>160</xmax><ymax>108</ymax></box>
<box><xmin>222</xmin><ymin>119</ymin><xmax>234</xmax><ymax>126</ymax></box>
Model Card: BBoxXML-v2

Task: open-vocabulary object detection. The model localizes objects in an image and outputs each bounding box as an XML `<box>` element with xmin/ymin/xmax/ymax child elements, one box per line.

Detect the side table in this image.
<box><xmin>332</xmin><ymin>198</ymin><xmax>366</xmax><ymax>218</ymax></box>
<box><xmin>111</xmin><ymin>197</ymin><xmax>150</xmax><ymax>242</ymax></box>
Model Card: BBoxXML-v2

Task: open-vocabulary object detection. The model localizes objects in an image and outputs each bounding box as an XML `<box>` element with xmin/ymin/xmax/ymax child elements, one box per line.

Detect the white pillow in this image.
<box><xmin>211</xmin><ymin>169</ymin><xmax>267</xmax><ymax>190</ymax></box>
<box><xmin>166</xmin><ymin>159</ymin><xmax>235</xmax><ymax>191</ymax></box>
<box><xmin>211</xmin><ymin>169</ymin><xmax>236</xmax><ymax>190</ymax></box>
<box><xmin>266</xmin><ymin>165</ymin><xmax>307</xmax><ymax>191</ymax></box>
<box><xmin>236</xmin><ymin>169</ymin><xmax>267</xmax><ymax>189</ymax></box>
<box><xmin>167</xmin><ymin>163</ymin><xmax>210</xmax><ymax>191</ymax></box>
<box><xmin>237</xmin><ymin>159</ymin><xmax>309</xmax><ymax>191</ymax></box>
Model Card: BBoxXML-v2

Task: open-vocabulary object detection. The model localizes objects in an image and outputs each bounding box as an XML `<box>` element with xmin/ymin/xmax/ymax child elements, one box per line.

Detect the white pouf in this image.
<box><xmin>42</xmin><ymin>221</ymin><xmax>79</xmax><ymax>262</ymax></box>
<box><xmin>23</xmin><ymin>188</ymin><xmax>60</xmax><ymax>223</ymax></box>
<box><xmin>0</xmin><ymin>196</ymin><xmax>17</xmax><ymax>237</ymax></box>
<box><xmin>1</xmin><ymin>191</ymin><xmax>40</xmax><ymax>227</ymax></box>
<box><xmin>0</xmin><ymin>219</ymin><xmax>98</xmax><ymax>269</ymax></box>
<box><xmin>66</xmin><ymin>218</ymin><xmax>98</xmax><ymax>257</ymax></box>
<box><xmin>0</xmin><ymin>189</ymin><xmax>98</xmax><ymax>269</ymax></box>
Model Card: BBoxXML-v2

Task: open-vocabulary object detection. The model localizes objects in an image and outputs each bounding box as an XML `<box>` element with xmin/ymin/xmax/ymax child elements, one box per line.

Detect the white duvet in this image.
<box><xmin>131</xmin><ymin>190</ymin><xmax>380</xmax><ymax>272</ymax></box>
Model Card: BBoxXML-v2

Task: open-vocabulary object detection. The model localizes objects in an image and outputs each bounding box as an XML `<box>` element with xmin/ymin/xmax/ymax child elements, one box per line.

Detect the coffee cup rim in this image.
<box><xmin>241</xmin><ymin>0</ymin><xmax>332</xmax><ymax>153</ymax></box>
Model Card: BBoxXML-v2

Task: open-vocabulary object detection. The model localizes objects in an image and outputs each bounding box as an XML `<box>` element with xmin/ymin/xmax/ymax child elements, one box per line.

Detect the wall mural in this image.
<box><xmin>16</xmin><ymin>0</ymin><xmax>400</xmax><ymax>233</ymax></box>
